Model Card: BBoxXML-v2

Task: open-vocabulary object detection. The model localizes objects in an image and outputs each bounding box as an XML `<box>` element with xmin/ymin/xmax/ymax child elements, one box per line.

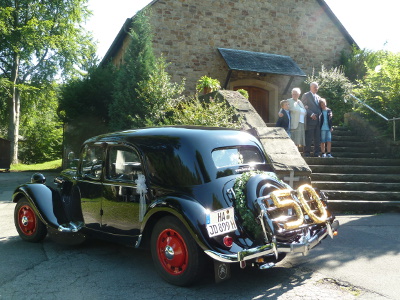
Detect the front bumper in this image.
<box><xmin>204</xmin><ymin>219</ymin><xmax>339</xmax><ymax>263</ymax></box>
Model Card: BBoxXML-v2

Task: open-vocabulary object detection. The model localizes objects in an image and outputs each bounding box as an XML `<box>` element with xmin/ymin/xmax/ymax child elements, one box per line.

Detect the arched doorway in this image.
<box><xmin>234</xmin><ymin>86</ymin><xmax>269</xmax><ymax>123</ymax></box>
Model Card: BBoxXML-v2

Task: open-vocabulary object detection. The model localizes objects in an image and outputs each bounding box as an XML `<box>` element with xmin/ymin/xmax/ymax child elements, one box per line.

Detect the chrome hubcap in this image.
<box><xmin>21</xmin><ymin>216</ymin><xmax>29</xmax><ymax>226</ymax></box>
<box><xmin>164</xmin><ymin>245</ymin><xmax>174</xmax><ymax>260</ymax></box>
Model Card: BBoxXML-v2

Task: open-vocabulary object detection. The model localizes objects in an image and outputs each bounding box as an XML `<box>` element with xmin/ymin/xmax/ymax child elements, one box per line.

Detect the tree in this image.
<box><xmin>58</xmin><ymin>64</ymin><xmax>115</xmax><ymax>124</ymax></box>
<box><xmin>0</xmin><ymin>78</ymin><xmax>11</xmax><ymax>137</ymax></box>
<box><xmin>58</xmin><ymin>64</ymin><xmax>115</xmax><ymax>156</ymax></box>
<box><xmin>19</xmin><ymin>84</ymin><xmax>63</xmax><ymax>163</ymax></box>
<box><xmin>340</xmin><ymin>45</ymin><xmax>382</xmax><ymax>82</ymax></box>
<box><xmin>109</xmin><ymin>9</ymin><xmax>155</xmax><ymax>130</ymax></box>
<box><xmin>0</xmin><ymin>0</ymin><xmax>95</xmax><ymax>163</ymax></box>
<box><xmin>139</xmin><ymin>57</ymin><xmax>185</xmax><ymax>126</ymax></box>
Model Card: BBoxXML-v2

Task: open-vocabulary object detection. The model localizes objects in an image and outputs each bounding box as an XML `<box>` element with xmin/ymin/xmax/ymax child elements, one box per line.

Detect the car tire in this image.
<box><xmin>14</xmin><ymin>197</ymin><xmax>47</xmax><ymax>243</ymax></box>
<box><xmin>151</xmin><ymin>216</ymin><xmax>205</xmax><ymax>286</ymax></box>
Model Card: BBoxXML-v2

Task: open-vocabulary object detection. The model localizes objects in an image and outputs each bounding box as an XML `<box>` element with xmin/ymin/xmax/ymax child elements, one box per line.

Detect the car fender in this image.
<box><xmin>140</xmin><ymin>196</ymin><xmax>212</xmax><ymax>250</ymax></box>
<box><xmin>13</xmin><ymin>183</ymin><xmax>67</xmax><ymax>230</ymax></box>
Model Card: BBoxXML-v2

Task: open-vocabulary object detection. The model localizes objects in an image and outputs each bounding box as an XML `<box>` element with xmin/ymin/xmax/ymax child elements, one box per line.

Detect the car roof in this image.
<box><xmin>83</xmin><ymin>126</ymin><xmax>267</xmax><ymax>185</ymax></box>
<box><xmin>84</xmin><ymin>126</ymin><xmax>261</xmax><ymax>150</ymax></box>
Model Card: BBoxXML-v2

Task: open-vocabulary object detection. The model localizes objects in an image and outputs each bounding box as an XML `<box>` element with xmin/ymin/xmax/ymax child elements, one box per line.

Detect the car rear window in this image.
<box><xmin>212</xmin><ymin>146</ymin><xmax>264</xmax><ymax>168</ymax></box>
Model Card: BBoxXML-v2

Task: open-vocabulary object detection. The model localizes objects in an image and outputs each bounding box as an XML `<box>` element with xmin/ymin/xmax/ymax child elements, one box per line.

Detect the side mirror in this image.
<box><xmin>31</xmin><ymin>173</ymin><xmax>46</xmax><ymax>184</ymax></box>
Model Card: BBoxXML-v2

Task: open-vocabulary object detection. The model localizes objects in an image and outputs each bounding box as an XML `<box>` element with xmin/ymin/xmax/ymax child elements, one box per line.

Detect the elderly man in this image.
<box><xmin>301</xmin><ymin>82</ymin><xmax>322</xmax><ymax>157</ymax></box>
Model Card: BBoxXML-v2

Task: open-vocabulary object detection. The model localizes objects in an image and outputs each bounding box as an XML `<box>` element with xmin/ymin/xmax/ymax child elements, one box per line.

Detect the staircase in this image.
<box><xmin>305</xmin><ymin>126</ymin><xmax>400</xmax><ymax>212</ymax></box>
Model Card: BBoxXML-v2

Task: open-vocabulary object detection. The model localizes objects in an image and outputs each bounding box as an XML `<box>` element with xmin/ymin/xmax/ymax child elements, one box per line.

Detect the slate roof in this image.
<box><xmin>218</xmin><ymin>48</ymin><xmax>306</xmax><ymax>77</ymax></box>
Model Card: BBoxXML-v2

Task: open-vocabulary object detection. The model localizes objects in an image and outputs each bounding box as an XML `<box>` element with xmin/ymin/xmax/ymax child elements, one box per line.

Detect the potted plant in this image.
<box><xmin>196</xmin><ymin>76</ymin><xmax>221</xmax><ymax>94</ymax></box>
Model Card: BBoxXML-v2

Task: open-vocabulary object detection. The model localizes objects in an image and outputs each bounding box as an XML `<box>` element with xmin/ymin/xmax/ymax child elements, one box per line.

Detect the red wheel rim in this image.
<box><xmin>156</xmin><ymin>228</ymin><xmax>188</xmax><ymax>275</ymax></box>
<box><xmin>17</xmin><ymin>205</ymin><xmax>37</xmax><ymax>236</ymax></box>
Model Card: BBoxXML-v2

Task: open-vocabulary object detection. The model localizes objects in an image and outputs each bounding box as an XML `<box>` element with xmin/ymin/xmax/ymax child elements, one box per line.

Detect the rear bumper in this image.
<box><xmin>204</xmin><ymin>219</ymin><xmax>339</xmax><ymax>263</ymax></box>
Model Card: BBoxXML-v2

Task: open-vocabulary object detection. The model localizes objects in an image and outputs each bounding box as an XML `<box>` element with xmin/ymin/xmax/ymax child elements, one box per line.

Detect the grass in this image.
<box><xmin>11</xmin><ymin>159</ymin><xmax>62</xmax><ymax>172</ymax></box>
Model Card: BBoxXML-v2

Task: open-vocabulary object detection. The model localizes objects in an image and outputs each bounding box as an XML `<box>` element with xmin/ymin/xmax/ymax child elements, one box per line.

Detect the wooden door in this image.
<box><xmin>234</xmin><ymin>86</ymin><xmax>269</xmax><ymax>123</ymax></box>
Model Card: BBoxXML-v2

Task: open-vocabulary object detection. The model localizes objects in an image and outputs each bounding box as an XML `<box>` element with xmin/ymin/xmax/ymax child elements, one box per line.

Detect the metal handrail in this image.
<box><xmin>349</xmin><ymin>94</ymin><xmax>400</xmax><ymax>142</ymax></box>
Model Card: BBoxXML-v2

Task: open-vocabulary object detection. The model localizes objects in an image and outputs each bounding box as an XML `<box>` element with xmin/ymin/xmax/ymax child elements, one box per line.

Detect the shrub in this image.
<box><xmin>237</xmin><ymin>89</ymin><xmax>249</xmax><ymax>99</ymax></box>
<box><xmin>304</xmin><ymin>65</ymin><xmax>353</xmax><ymax>125</ymax></box>
<box><xmin>162</xmin><ymin>96</ymin><xmax>241</xmax><ymax>129</ymax></box>
<box><xmin>354</xmin><ymin>51</ymin><xmax>400</xmax><ymax>138</ymax></box>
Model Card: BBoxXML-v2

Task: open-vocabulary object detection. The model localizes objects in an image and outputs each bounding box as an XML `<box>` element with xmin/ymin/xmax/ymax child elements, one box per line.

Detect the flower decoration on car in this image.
<box><xmin>135</xmin><ymin>173</ymin><xmax>147</xmax><ymax>221</ymax></box>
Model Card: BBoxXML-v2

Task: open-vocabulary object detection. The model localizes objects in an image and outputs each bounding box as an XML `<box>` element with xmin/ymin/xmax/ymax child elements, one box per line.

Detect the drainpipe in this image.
<box><xmin>223</xmin><ymin>70</ymin><xmax>232</xmax><ymax>89</ymax></box>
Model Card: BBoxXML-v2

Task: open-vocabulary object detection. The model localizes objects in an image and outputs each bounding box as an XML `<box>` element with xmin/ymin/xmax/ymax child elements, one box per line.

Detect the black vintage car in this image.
<box><xmin>13</xmin><ymin>127</ymin><xmax>338</xmax><ymax>286</ymax></box>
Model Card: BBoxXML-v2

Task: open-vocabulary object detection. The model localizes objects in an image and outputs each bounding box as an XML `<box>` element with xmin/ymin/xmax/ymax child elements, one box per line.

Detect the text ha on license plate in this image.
<box><xmin>206</xmin><ymin>207</ymin><xmax>237</xmax><ymax>237</ymax></box>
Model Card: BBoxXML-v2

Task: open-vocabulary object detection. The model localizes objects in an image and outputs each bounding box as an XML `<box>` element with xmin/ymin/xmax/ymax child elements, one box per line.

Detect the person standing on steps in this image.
<box><xmin>319</xmin><ymin>98</ymin><xmax>333</xmax><ymax>157</ymax></box>
<box><xmin>276</xmin><ymin>100</ymin><xmax>291</xmax><ymax>136</ymax></box>
<box><xmin>277</xmin><ymin>88</ymin><xmax>306</xmax><ymax>150</ymax></box>
<box><xmin>301</xmin><ymin>82</ymin><xmax>322</xmax><ymax>157</ymax></box>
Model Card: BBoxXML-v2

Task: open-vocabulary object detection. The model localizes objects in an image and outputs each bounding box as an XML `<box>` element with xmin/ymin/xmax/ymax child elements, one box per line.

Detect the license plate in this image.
<box><xmin>206</xmin><ymin>207</ymin><xmax>237</xmax><ymax>237</ymax></box>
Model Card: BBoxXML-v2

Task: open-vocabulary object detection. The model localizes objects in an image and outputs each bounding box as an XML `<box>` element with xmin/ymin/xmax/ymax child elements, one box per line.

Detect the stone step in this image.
<box><xmin>323</xmin><ymin>190</ymin><xmax>400</xmax><ymax>201</ymax></box>
<box><xmin>332</xmin><ymin>132</ymin><xmax>354</xmax><ymax>137</ymax></box>
<box><xmin>327</xmin><ymin>200</ymin><xmax>400</xmax><ymax>213</ymax></box>
<box><xmin>306</xmin><ymin>157</ymin><xmax>400</xmax><ymax>166</ymax></box>
<box><xmin>325</xmin><ymin>152</ymin><xmax>381</xmax><ymax>158</ymax></box>
<box><xmin>330</xmin><ymin>146</ymin><xmax>381</xmax><ymax>153</ymax></box>
<box><xmin>332</xmin><ymin>127</ymin><xmax>356</xmax><ymax>134</ymax></box>
<box><xmin>311</xmin><ymin>173</ymin><xmax>400</xmax><ymax>182</ymax></box>
<box><xmin>302</xmin><ymin>149</ymin><xmax>380</xmax><ymax>158</ymax></box>
<box><xmin>304</xmin><ymin>125</ymin><xmax>399</xmax><ymax>212</ymax></box>
<box><xmin>310</xmin><ymin>165</ymin><xmax>399</xmax><ymax>174</ymax></box>
<box><xmin>313</xmin><ymin>181</ymin><xmax>400</xmax><ymax>191</ymax></box>
<box><xmin>332</xmin><ymin>135</ymin><xmax>371</xmax><ymax>146</ymax></box>
<box><xmin>331</xmin><ymin>140</ymin><xmax>370</xmax><ymax>147</ymax></box>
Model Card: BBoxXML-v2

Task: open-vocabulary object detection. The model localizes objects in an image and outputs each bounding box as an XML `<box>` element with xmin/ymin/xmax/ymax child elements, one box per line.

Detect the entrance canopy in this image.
<box><xmin>218</xmin><ymin>48</ymin><xmax>306</xmax><ymax>77</ymax></box>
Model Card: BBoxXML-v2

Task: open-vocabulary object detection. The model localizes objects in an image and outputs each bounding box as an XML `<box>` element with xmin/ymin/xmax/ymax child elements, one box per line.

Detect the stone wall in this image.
<box><xmin>147</xmin><ymin>0</ymin><xmax>352</xmax><ymax>95</ymax></box>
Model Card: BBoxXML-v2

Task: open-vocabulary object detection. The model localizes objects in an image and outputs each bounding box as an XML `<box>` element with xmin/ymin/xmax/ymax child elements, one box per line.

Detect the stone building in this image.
<box><xmin>102</xmin><ymin>0</ymin><xmax>356</xmax><ymax>124</ymax></box>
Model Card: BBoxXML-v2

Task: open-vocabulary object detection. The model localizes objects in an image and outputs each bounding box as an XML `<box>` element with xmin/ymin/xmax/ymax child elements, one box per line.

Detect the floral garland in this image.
<box><xmin>232</xmin><ymin>171</ymin><xmax>264</xmax><ymax>240</ymax></box>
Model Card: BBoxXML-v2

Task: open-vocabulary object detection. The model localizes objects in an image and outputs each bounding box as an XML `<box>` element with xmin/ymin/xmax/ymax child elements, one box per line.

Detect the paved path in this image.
<box><xmin>0</xmin><ymin>171</ymin><xmax>58</xmax><ymax>203</ymax></box>
<box><xmin>1</xmin><ymin>171</ymin><xmax>399</xmax><ymax>299</ymax></box>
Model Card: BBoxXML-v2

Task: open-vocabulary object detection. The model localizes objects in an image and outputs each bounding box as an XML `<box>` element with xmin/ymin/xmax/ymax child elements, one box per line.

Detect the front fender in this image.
<box><xmin>140</xmin><ymin>196</ymin><xmax>211</xmax><ymax>250</ymax></box>
<box><xmin>13</xmin><ymin>183</ymin><xmax>67</xmax><ymax>229</ymax></box>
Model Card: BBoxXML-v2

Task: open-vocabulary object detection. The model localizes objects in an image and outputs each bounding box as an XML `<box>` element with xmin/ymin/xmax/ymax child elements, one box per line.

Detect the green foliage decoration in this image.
<box><xmin>232</xmin><ymin>171</ymin><xmax>265</xmax><ymax>240</ymax></box>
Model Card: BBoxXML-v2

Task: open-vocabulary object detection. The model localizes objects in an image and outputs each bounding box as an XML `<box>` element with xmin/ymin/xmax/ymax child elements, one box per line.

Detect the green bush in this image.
<box><xmin>140</xmin><ymin>57</ymin><xmax>185</xmax><ymax>126</ymax></box>
<box><xmin>304</xmin><ymin>65</ymin><xmax>353</xmax><ymax>125</ymax></box>
<box><xmin>162</xmin><ymin>96</ymin><xmax>241</xmax><ymax>129</ymax></box>
<box><xmin>354</xmin><ymin>51</ymin><xmax>400</xmax><ymax>137</ymax></box>
<box><xmin>237</xmin><ymin>89</ymin><xmax>249</xmax><ymax>99</ymax></box>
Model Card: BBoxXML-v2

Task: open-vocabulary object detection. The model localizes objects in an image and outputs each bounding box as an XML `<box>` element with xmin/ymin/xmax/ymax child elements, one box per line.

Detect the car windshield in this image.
<box><xmin>212</xmin><ymin>146</ymin><xmax>264</xmax><ymax>168</ymax></box>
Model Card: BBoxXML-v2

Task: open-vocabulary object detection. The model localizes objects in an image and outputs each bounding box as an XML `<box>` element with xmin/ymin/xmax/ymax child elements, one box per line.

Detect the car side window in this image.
<box><xmin>81</xmin><ymin>144</ymin><xmax>104</xmax><ymax>180</ymax></box>
<box><xmin>108</xmin><ymin>146</ymin><xmax>142</xmax><ymax>182</ymax></box>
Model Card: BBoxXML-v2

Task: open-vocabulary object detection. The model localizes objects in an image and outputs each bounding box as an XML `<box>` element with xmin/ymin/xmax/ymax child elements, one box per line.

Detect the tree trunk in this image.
<box><xmin>7</xmin><ymin>53</ymin><xmax>20</xmax><ymax>164</ymax></box>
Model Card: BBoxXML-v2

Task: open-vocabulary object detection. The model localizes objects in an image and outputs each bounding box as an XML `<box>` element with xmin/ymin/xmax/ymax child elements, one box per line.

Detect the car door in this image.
<box><xmin>100</xmin><ymin>145</ymin><xmax>146</xmax><ymax>236</ymax></box>
<box><xmin>77</xmin><ymin>143</ymin><xmax>105</xmax><ymax>230</ymax></box>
